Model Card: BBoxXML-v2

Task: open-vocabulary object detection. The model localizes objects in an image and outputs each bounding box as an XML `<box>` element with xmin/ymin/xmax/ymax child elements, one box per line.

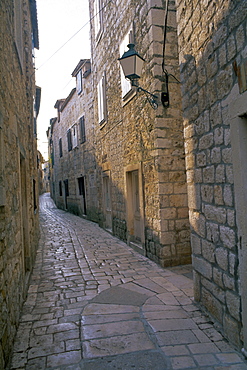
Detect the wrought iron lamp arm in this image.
<box><xmin>130</xmin><ymin>82</ymin><xmax>158</xmax><ymax>109</ymax></box>
<box><xmin>137</xmin><ymin>86</ymin><xmax>158</xmax><ymax>110</ymax></box>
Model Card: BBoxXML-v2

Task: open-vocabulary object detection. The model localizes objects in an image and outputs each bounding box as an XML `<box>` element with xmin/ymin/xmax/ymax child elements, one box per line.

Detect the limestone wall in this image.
<box><xmin>51</xmin><ymin>63</ymin><xmax>99</xmax><ymax>222</ymax></box>
<box><xmin>176</xmin><ymin>0</ymin><xmax>247</xmax><ymax>348</ymax></box>
<box><xmin>88</xmin><ymin>0</ymin><xmax>191</xmax><ymax>266</ymax></box>
<box><xmin>0</xmin><ymin>0</ymin><xmax>40</xmax><ymax>367</ymax></box>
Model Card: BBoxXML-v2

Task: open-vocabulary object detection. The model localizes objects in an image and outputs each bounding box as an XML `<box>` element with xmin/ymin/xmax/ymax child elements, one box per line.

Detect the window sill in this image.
<box><xmin>122</xmin><ymin>88</ymin><xmax>137</xmax><ymax>107</ymax></box>
<box><xmin>99</xmin><ymin>120</ymin><xmax>107</xmax><ymax>130</ymax></box>
<box><xmin>95</xmin><ymin>29</ymin><xmax>103</xmax><ymax>45</ymax></box>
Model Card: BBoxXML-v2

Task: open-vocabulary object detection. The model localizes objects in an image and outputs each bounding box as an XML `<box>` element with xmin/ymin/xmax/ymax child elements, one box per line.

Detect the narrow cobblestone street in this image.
<box><xmin>10</xmin><ymin>193</ymin><xmax>247</xmax><ymax>369</ymax></box>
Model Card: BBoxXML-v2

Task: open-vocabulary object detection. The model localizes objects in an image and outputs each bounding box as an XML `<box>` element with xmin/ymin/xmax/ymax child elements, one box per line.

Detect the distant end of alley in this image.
<box><xmin>10</xmin><ymin>194</ymin><xmax>247</xmax><ymax>370</ymax></box>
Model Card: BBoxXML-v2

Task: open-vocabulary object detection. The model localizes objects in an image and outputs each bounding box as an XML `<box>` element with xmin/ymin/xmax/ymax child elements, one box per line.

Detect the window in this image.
<box><xmin>59</xmin><ymin>138</ymin><xmax>63</xmax><ymax>157</ymax></box>
<box><xmin>79</xmin><ymin>116</ymin><xmax>86</xmax><ymax>143</ymax></box>
<box><xmin>14</xmin><ymin>0</ymin><xmax>24</xmax><ymax>71</ymax></box>
<box><xmin>97</xmin><ymin>72</ymin><xmax>107</xmax><ymax>125</ymax></box>
<box><xmin>120</xmin><ymin>28</ymin><xmax>133</xmax><ymax>99</ymax></box>
<box><xmin>77</xmin><ymin>70</ymin><xmax>82</xmax><ymax>94</ymax></box>
<box><xmin>51</xmin><ymin>142</ymin><xmax>54</xmax><ymax>167</ymax></box>
<box><xmin>94</xmin><ymin>0</ymin><xmax>103</xmax><ymax>41</ymax></box>
<box><xmin>59</xmin><ymin>181</ymin><xmax>62</xmax><ymax>196</ymax></box>
<box><xmin>34</xmin><ymin>117</ymin><xmax>37</xmax><ymax>137</ymax></box>
<box><xmin>67</xmin><ymin>129</ymin><xmax>72</xmax><ymax>151</ymax></box>
<box><xmin>34</xmin><ymin>87</ymin><xmax>41</xmax><ymax>137</ymax></box>
<box><xmin>72</xmin><ymin>125</ymin><xmax>78</xmax><ymax>148</ymax></box>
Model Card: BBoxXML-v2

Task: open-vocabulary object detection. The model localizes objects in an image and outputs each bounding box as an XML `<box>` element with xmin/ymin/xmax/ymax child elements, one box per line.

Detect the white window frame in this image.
<box><xmin>97</xmin><ymin>72</ymin><xmax>107</xmax><ymax>125</ymax></box>
<box><xmin>77</xmin><ymin>70</ymin><xmax>82</xmax><ymax>94</ymax></box>
<box><xmin>14</xmin><ymin>0</ymin><xmax>24</xmax><ymax>71</ymax></box>
<box><xmin>94</xmin><ymin>0</ymin><xmax>103</xmax><ymax>42</ymax></box>
<box><xmin>72</xmin><ymin>124</ymin><xmax>78</xmax><ymax>149</ymax></box>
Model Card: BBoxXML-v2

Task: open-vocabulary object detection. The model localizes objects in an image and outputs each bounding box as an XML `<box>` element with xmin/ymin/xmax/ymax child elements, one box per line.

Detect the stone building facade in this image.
<box><xmin>0</xmin><ymin>0</ymin><xmax>40</xmax><ymax>367</ymax></box>
<box><xmin>175</xmin><ymin>0</ymin><xmax>247</xmax><ymax>354</ymax></box>
<box><xmin>50</xmin><ymin>0</ymin><xmax>191</xmax><ymax>266</ymax></box>
<box><xmin>87</xmin><ymin>0</ymin><xmax>191</xmax><ymax>266</ymax></box>
<box><xmin>49</xmin><ymin>59</ymin><xmax>99</xmax><ymax>222</ymax></box>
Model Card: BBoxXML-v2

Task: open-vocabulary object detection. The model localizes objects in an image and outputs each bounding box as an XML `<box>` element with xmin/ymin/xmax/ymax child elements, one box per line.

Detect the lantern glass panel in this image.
<box><xmin>135</xmin><ymin>56</ymin><xmax>144</xmax><ymax>78</ymax></box>
<box><xmin>120</xmin><ymin>55</ymin><xmax>135</xmax><ymax>78</ymax></box>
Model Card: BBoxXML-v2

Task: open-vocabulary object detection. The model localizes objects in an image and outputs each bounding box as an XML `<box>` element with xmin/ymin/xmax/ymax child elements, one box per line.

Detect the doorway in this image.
<box><xmin>131</xmin><ymin>170</ymin><xmax>141</xmax><ymax>241</ymax></box>
<box><xmin>63</xmin><ymin>179</ymin><xmax>69</xmax><ymax>210</ymax></box>
<box><xmin>78</xmin><ymin>176</ymin><xmax>87</xmax><ymax>215</ymax></box>
<box><xmin>125</xmin><ymin>165</ymin><xmax>145</xmax><ymax>253</ymax></box>
<box><xmin>102</xmin><ymin>171</ymin><xmax>112</xmax><ymax>231</ymax></box>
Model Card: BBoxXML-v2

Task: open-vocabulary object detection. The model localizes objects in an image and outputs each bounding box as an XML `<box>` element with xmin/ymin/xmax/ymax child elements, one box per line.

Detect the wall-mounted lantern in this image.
<box><xmin>118</xmin><ymin>43</ymin><xmax>158</xmax><ymax>109</ymax></box>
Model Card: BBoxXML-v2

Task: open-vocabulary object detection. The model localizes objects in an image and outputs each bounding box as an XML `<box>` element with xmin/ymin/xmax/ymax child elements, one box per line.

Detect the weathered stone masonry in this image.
<box><xmin>0</xmin><ymin>1</ymin><xmax>40</xmax><ymax>367</ymax></box>
<box><xmin>51</xmin><ymin>60</ymin><xmax>99</xmax><ymax>223</ymax></box>
<box><xmin>88</xmin><ymin>0</ymin><xmax>191</xmax><ymax>267</ymax></box>
<box><xmin>50</xmin><ymin>0</ymin><xmax>191</xmax><ymax>268</ymax></box>
<box><xmin>175</xmin><ymin>0</ymin><xmax>247</xmax><ymax>350</ymax></box>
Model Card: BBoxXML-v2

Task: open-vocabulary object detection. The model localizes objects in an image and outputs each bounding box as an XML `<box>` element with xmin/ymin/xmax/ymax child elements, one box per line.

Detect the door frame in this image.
<box><xmin>102</xmin><ymin>170</ymin><xmax>112</xmax><ymax>231</ymax></box>
<box><xmin>230</xmin><ymin>89</ymin><xmax>247</xmax><ymax>356</ymax></box>
<box><xmin>124</xmin><ymin>163</ymin><xmax>145</xmax><ymax>249</ymax></box>
<box><xmin>78</xmin><ymin>176</ymin><xmax>87</xmax><ymax>215</ymax></box>
<box><xmin>63</xmin><ymin>179</ymin><xmax>69</xmax><ymax>210</ymax></box>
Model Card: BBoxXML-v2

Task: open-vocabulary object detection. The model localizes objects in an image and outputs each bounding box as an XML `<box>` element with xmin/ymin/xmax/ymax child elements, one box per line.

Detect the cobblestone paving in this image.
<box><xmin>10</xmin><ymin>193</ymin><xmax>247</xmax><ymax>369</ymax></box>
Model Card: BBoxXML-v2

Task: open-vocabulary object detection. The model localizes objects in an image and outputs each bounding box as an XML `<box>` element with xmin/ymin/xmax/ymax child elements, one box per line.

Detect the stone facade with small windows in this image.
<box><xmin>0</xmin><ymin>0</ymin><xmax>40</xmax><ymax>367</ymax></box>
<box><xmin>50</xmin><ymin>1</ymin><xmax>191</xmax><ymax>265</ymax></box>
<box><xmin>87</xmin><ymin>0</ymin><xmax>191</xmax><ymax>265</ymax></box>
<box><xmin>49</xmin><ymin>59</ymin><xmax>99</xmax><ymax>222</ymax></box>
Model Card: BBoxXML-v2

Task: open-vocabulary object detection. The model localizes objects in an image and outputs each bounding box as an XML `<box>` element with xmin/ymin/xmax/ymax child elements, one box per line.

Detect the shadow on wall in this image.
<box><xmin>177</xmin><ymin>0</ymin><xmax>247</xmax><ymax>350</ymax></box>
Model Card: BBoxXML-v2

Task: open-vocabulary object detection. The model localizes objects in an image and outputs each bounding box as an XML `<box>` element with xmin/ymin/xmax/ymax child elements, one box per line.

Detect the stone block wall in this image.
<box><xmin>87</xmin><ymin>0</ymin><xmax>191</xmax><ymax>266</ymax></box>
<box><xmin>147</xmin><ymin>0</ymin><xmax>191</xmax><ymax>266</ymax></box>
<box><xmin>51</xmin><ymin>62</ymin><xmax>99</xmax><ymax>222</ymax></box>
<box><xmin>175</xmin><ymin>0</ymin><xmax>247</xmax><ymax>348</ymax></box>
<box><xmin>0</xmin><ymin>0</ymin><xmax>40</xmax><ymax>367</ymax></box>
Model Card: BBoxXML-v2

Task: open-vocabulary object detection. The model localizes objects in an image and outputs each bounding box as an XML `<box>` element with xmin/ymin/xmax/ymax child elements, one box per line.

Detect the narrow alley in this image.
<box><xmin>10</xmin><ymin>194</ymin><xmax>247</xmax><ymax>370</ymax></box>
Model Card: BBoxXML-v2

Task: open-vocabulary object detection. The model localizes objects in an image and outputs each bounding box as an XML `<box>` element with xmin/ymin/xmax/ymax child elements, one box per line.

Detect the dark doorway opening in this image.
<box><xmin>64</xmin><ymin>179</ymin><xmax>69</xmax><ymax>209</ymax></box>
<box><xmin>78</xmin><ymin>176</ymin><xmax>87</xmax><ymax>215</ymax></box>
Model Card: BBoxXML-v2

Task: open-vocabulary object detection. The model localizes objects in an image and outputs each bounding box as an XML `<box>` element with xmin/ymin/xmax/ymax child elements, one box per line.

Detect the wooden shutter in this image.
<box><xmin>67</xmin><ymin>129</ymin><xmax>72</xmax><ymax>151</ymax></box>
<box><xmin>79</xmin><ymin>116</ymin><xmax>86</xmax><ymax>143</ymax></box>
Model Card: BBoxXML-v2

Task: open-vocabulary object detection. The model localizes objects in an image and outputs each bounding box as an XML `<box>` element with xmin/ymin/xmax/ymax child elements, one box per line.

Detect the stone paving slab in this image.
<box><xmin>82</xmin><ymin>332</ymin><xmax>156</xmax><ymax>358</ymax></box>
<box><xmin>81</xmin><ymin>351</ymin><xmax>169</xmax><ymax>369</ymax></box>
<box><xmin>81</xmin><ymin>319</ymin><xmax>146</xmax><ymax>340</ymax></box>
<box><xmin>10</xmin><ymin>193</ymin><xmax>247</xmax><ymax>369</ymax></box>
<box><xmin>90</xmin><ymin>285</ymin><xmax>149</xmax><ymax>305</ymax></box>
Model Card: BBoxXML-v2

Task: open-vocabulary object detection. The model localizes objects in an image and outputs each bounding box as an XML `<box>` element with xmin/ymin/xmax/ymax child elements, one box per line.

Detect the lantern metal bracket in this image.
<box><xmin>132</xmin><ymin>83</ymin><xmax>158</xmax><ymax>109</ymax></box>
